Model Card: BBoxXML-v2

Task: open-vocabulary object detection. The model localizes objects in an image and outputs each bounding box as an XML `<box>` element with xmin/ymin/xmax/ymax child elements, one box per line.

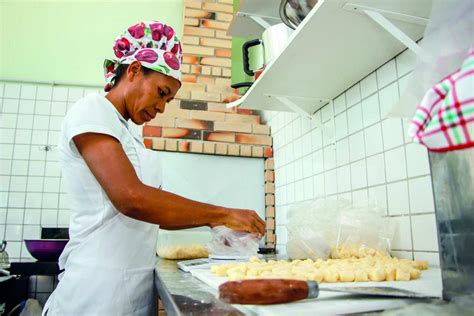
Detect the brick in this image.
<box><xmin>200</xmin><ymin>38</ymin><xmax>232</xmax><ymax>49</ymax></box>
<box><xmin>184</xmin><ymin>18</ymin><xmax>199</xmax><ymax>26</ymax></box>
<box><xmin>191</xmin><ymin>91</ymin><xmax>221</xmax><ymax>102</ymax></box>
<box><xmin>214</xmin><ymin>121</ymin><xmax>251</xmax><ymax>133</ymax></box>
<box><xmin>166</xmin><ymin>99</ymin><xmax>180</xmax><ymax>111</ymax></box>
<box><xmin>165</xmin><ymin>139</ymin><xmax>178</xmax><ymax>151</ymax></box>
<box><xmin>178</xmin><ymin>141</ymin><xmax>191</xmax><ymax>152</ymax></box>
<box><xmin>152</xmin><ymin>138</ymin><xmax>165</xmax><ymax>150</ymax></box>
<box><xmin>265</xmin><ymin>182</ymin><xmax>275</xmax><ymax>194</ymax></box>
<box><xmin>182</xmin><ymin>36</ymin><xmax>199</xmax><ymax>45</ymax></box>
<box><xmin>226</xmin><ymin>113</ymin><xmax>260</xmax><ymax>124</ymax></box>
<box><xmin>185</xmin><ymin>9</ymin><xmax>213</xmax><ymax>19</ymax></box>
<box><xmin>264</xmin><ymin>158</ymin><xmax>275</xmax><ymax>170</ymax></box>
<box><xmin>201</xmin><ymin>20</ymin><xmax>230</xmax><ymax>31</ymax></box>
<box><xmin>143</xmin><ymin>138</ymin><xmax>152</xmax><ymax>149</ymax></box>
<box><xmin>216</xmin><ymin>12</ymin><xmax>233</xmax><ymax>22</ymax></box>
<box><xmin>237</xmin><ymin>109</ymin><xmax>253</xmax><ymax>115</ymax></box>
<box><xmin>175</xmin><ymin>89</ymin><xmax>191</xmax><ymax>100</ymax></box>
<box><xmin>228</xmin><ymin>144</ymin><xmax>240</xmax><ymax>156</ymax></box>
<box><xmin>218</xmin><ymin>0</ymin><xmax>233</xmax><ymax>4</ymax></box>
<box><xmin>183</xmin><ymin>55</ymin><xmax>199</xmax><ymax>64</ymax></box>
<box><xmin>240</xmin><ymin>145</ymin><xmax>251</xmax><ymax>157</ymax></box>
<box><xmin>215</xmin><ymin>78</ymin><xmax>231</xmax><ymax>86</ymax></box>
<box><xmin>252</xmin><ymin>124</ymin><xmax>270</xmax><ymax>135</ymax></box>
<box><xmin>265</xmin><ymin>206</ymin><xmax>275</xmax><ymax>217</ymax></box>
<box><xmin>163</xmin><ymin>108</ymin><xmax>191</xmax><ymax>119</ymax></box>
<box><xmin>265</xmin><ymin>194</ymin><xmax>275</xmax><ymax>206</ymax></box>
<box><xmin>190</xmin><ymin>141</ymin><xmax>203</xmax><ymax>153</ymax></box>
<box><xmin>266</xmin><ymin>218</ymin><xmax>275</xmax><ymax>230</ymax></box>
<box><xmin>266</xmin><ymin>231</ymin><xmax>276</xmax><ymax>243</ymax></box>
<box><xmin>201</xmin><ymin>66</ymin><xmax>211</xmax><ymax>75</ymax></box>
<box><xmin>208</xmin><ymin>102</ymin><xmax>235</xmax><ymax>113</ymax></box>
<box><xmin>202</xmin><ymin>2</ymin><xmax>233</xmax><ymax>13</ymax></box>
<box><xmin>216</xmin><ymin>30</ymin><xmax>231</xmax><ymax>39</ymax></box>
<box><xmin>180</xmin><ymin>82</ymin><xmax>206</xmax><ymax>93</ymax></box>
<box><xmin>252</xmin><ymin>146</ymin><xmax>264</xmax><ymax>157</ymax></box>
<box><xmin>203</xmin><ymin>131</ymin><xmax>235</xmax><ymax>143</ymax></box>
<box><xmin>191</xmin><ymin>110</ymin><xmax>226</xmax><ymax>122</ymax></box>
<box><xmin>216</xmin><ymin>49</ymin><xmax>232</xmax><ymax>58</ymax></box>
<box><xmin>176</xmin><ymin>118</ymin><xmax>213</xmax><ymax>130</ymax></box>
<box><xmin>203</xmin><ymin>142</ymin><xmax>215</xmax><ymax>154</ymax></box>
<box><xmin>190</xmin><ymin>65</ymin><xmax>202</xmax><ymax>74</ymax></box>
<box><xmin>184</xmin><ymin>0</ymin><xmax>201</xmax><ymax>9</ymax></box>
<box><xmin>147</xmin><ymin>116</ymin><xmax>175</xmax><ymax>128</ymax></box>
<box><xmin>162</xmin><ymin>128</ymin><xmax>201</xmax><ymax>140</ymax></box>
<box><xmin>184</xmin><ymin>26</ymin><xmax>215</xmax><ymax>38</ymax></box>
<box><xmin>206</xmin><ymin>83</ymin><xmax>234</xmax><ymax>94</ymax></box>
<box><xmin>181</xmin><ymin>64</ymin><xmax>191</xmax><ymax>73</ymax></box>
<box><xmin>143</xmin><ymin>126</ymin><xmax>161</xmax><ymax>137</ymax></box>
<box><xmin>196</xmin><ymin>76</ymin><xmax>216</xmax><ymax>85</ymax></box>
<box><xmin>265</xmin><ymin>170</ymin><xmax>275</xmax><ymax>182</ymax></box>
<box><xmin>211</xmin><ymin>67</ymin><xmax>221</xmax><ymax>76</ymax></box>
<box><xmin>201</xmin><ymin>57</ymin><xmax>231</xmax><ymax>68</ymax></box>
<box><xmin>236</xmin><ymin>134</ymin><xmax>272</xmax><ymax>146</ymax></box>
<box><xmin>264</xmin><ymin>146</ymin><xmax>273</xmax><ymax>158</ymax></box>
<box><xmin>180</xmin><ymin>100</ymin><xmax>207</xmax><ymax>111</ymax></box>
<box><xmin>182</xmin><ymin>45</ymin><xmax>214</xmax><ymax>56</ymax></box>
<box><xmin>215</xmin><ymin>142</ymin><xmax>227</xmax><ymax>155</ymax></box>
<box><xmin>181</xmin><ymin>75</ymin><xmax>197</xmax><ymax>83</ymax></box>
<box><xmin>222</xmin><ymin>68</ymin><xmax>231</xmax><ymax>77</ymax></box>
<box><xmin>222</xmin><ymin>93</ymin><xmax>239</xmax><ymax>103</ymax></box>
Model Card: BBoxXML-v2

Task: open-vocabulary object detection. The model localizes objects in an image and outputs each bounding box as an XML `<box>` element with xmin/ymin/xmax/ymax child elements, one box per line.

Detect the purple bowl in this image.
<box><xmin>24</xmin><ymin>239</ymin><xmax>68</xmax><ymax>262</ymax></box>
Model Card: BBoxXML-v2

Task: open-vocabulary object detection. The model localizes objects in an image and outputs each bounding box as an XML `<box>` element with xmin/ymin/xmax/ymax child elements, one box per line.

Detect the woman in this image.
<box><xmin>43</xmin><ymin>21</ymin><xmax>265</xmax><ymax>315</ymax></box>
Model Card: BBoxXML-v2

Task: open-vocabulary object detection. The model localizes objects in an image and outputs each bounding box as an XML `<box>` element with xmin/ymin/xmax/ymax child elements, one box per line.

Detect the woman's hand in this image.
<box><xmin>211</xmin><ymin>208</ymin><xmax>266</xmax><ymax>236</ymax></box>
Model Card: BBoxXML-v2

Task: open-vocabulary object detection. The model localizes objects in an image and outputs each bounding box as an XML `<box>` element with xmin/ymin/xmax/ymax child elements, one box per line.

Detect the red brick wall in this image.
<box><xmin>143</xmin><ymin>0</ymin><xmax>275</xmax><ymax>248</ymax></box>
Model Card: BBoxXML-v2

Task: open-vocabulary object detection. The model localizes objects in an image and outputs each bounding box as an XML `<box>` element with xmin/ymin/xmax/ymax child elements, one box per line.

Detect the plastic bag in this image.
<box><xmin>206</xmin><ymin>226</ymin><xmax>260</xmax><ymax>259</ymax></box>
<box><xmin>286</xmin><ymin>198</ymin><xmax>395</xmax><ymax>260</ymax></box>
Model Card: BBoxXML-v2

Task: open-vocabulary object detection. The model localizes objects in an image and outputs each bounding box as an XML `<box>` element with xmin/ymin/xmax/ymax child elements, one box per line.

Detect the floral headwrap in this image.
<box><xmin>103</xmin><ymin>21</ymin><xmax>182</xmax><ymax>92</ymax></box>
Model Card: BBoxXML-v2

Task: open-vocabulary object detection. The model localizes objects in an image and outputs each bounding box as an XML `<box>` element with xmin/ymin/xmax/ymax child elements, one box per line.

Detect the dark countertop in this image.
<box><xmin>154</xmin><ymin>258</ymin><xmax>245</xmax><ymax>316</ymax></box>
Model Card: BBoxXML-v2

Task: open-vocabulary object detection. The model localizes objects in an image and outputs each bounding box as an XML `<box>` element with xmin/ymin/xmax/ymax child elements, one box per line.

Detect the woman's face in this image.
<box><xmin>124</xmin><ymin>62</ymin><xmax>181</xmax><ymax>125</ymax></box>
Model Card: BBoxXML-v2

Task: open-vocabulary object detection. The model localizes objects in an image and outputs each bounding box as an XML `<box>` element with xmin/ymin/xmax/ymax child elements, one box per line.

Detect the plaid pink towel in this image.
<box><xmin>409</xmin><ymin>45</ymin><xmax>474</xmax><ymax>152</ymax></box>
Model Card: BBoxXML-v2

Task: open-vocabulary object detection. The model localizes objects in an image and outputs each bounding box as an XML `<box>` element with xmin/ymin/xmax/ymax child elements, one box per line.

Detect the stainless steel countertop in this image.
<box><xmin>154</xmin><ymin>258</ymin><xmax>245</xmax><ymax>316</ymax></box>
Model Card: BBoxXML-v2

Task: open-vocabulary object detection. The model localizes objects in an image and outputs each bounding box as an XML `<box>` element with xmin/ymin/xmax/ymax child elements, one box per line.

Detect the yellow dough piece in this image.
<box><xmin>354</xmin><ymin>270</ymin><xmax>369</xmax><ymax>282</ymax></box>
<box><xmin>339</xmin><ymin>270</ymin><xmax>355</xmax><ymax>282</ymax></box>
<box><xmin>395</xmin><ymin>268</ymin><xmax>411</xmax><ymax>281</ymax></box>
<box><xmin>157</xmin><ymin>244</ymin><xmax>208</xmax><ymax>259</ymax></box>
<box><xmin>369</xmin><ymin>268</ymin><xmax>386</xmax><ymax>282</ymax></box>
<box><xmin>210</xmin><ymin>254</ymin><xmax>426</xmax><ymax>284</ymax></box>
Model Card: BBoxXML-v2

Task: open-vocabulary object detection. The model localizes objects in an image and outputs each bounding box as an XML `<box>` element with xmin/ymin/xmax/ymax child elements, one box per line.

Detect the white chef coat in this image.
<box><xmin>43</xmin><ymin>93</ymin><xmax>161</xmax><ymax>315</ymax></box>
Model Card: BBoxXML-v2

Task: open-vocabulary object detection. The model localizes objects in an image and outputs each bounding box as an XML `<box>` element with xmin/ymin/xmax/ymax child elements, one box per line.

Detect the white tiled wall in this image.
<box><xmin>263</xmin><ymin>49</ymin><xmax>440</xmax><ymax>266</ymax></box>
<box><xmin>0</xmin><ymin>82</ymin><xmax>103</xmax><ymax>261</ymax></box>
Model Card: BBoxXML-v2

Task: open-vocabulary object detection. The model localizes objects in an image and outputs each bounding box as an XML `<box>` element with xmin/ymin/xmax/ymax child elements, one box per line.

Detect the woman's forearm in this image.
<box><xmin>123</xmin><ymin>184</ymin><xmax>227</xmax><ymax>228</ymax></box>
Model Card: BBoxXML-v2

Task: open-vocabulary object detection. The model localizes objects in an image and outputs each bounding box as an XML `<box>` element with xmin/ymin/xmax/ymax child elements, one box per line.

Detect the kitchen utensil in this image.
<box><xmin>279</xmin><ymin>0</ymin><xmax>319</xmax><ymax>30</ymax></box>
<box><xmin>0</xmin><ymin>241</ymin><xmax>9</xmax><ymax>269</ymax></box>
<box><xmin>219</xmin><ymin>279</ymin><xmax>437</xmax><ymax>305</ymax></box>
<box><xmin>232</xmin><ymin>23</ymin><xmax>293</xmax><ymax>92</ymax></box>
<box><xmin>24</xmin><ymin>239</ymin><xmax>68</xmax><ymax>262</ymax></box>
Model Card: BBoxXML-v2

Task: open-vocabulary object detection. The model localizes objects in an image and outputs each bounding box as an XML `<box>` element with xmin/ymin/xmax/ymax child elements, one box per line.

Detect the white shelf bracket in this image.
<box><xmin>270</xmin><ymin>95</ymin><xmax>313</xmax><ymax>120</ymax></box>
<box><xmin>248</xmin><ymin>15</ymin><xmax>272</xmax><ymax>29</ymax></box>
<box><xmin>344</xmin><ymin>3</ymin><xmax>427</xmax><ymax>58</ymax></box>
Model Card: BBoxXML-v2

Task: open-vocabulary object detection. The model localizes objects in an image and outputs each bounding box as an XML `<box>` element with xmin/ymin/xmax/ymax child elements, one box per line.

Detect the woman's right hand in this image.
<box><xmin>212</xmin><ymin>208</ymin><xmax>266</xmax><ymax>236</ymax></box>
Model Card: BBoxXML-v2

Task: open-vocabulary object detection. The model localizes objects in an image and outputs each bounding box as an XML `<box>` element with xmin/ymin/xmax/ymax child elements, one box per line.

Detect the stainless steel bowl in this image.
<box><xmin>279</xmin><ymin>0</ymin><xmax>318</xmax><ymax>29</ymax></box>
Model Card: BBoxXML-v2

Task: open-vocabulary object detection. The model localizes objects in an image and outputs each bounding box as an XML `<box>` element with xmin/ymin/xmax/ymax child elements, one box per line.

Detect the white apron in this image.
<box><xmin>43</xmin><ymin>128</ymin><xmax>162</xmax><ymax>316</ymax></box>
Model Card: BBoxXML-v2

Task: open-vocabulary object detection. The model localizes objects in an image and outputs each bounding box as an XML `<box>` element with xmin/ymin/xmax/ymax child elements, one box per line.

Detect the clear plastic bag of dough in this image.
<box><xmin>332</xmin><ymin>201</ymin><xmax>395</xmax><ymax>259</ymax></box>
<box><xmin>286</xmin><ymin>198</ymin><xmax>395</xmax><ymax>260</ymax></box>
<box><xmin>206</xmin><ymin>225</ymin><xmax>260</xmax><ymax>259</ymax></box>
<box><xmin>286</xmin><ymin>199</ymin><xmax>348</xmax><ymax>260</ymax></box>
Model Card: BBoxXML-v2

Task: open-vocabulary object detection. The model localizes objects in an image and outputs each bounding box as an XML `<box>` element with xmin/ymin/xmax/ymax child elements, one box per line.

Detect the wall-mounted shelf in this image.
<box><xmin>227</xmin><ymin>0</ymin><xmax>433</xmax><ymax>118</ymax></box>
<box><xmin>227</xmin><ymin>0</ymin><xmax>282</xmax><ymax>37</ymax></box>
